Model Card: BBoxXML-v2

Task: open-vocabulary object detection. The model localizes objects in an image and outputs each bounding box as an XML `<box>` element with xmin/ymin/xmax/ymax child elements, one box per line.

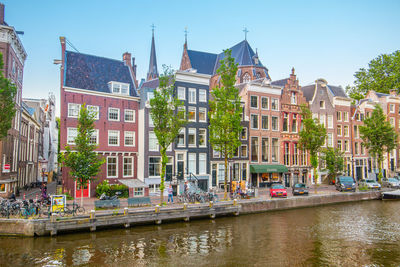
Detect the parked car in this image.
<box><xmin>292</xmin><ymin>183</ymin><xmax>309</xmax><ymax>196</ymax></box>
<box><xmin>270</xmin><ymin>184</ymin><xmax>287</xmax><ymax>198</ymax></box>
<box><xmin>335</xmin><ymin>176</ymin><xmax>356</xmax><ymax>192</ymax></box>
<box><xmin>382</xmin><ymin>178</ymin><xmax>400</xmax><ymax>188</ymax></box>
<box><xmin>359</xmin><ymin>179</ymin><xmax>381</xmax><ymax>190</ymax></box>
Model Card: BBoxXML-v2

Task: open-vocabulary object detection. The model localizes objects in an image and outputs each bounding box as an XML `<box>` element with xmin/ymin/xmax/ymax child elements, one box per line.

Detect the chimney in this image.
<box><xmin>123</xmin><ymin>52</ymin><xmax>132</xmax><ymax>67</ymax></box>
<box><xmin>132</xmin><ymin>57</ymin><xmax>137</xmax><ymax>77</ymax></box>
<box><xmin>0</xmin><ymin>3</ymin><xmax>5</xmax><ymax>25</ymax></box>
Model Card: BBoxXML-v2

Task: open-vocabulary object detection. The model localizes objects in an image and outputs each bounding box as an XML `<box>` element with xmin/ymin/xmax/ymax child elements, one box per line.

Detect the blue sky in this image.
<box><xmin>3</xmin><ymin>0</ymin><xmax>400</xmax><ymax>115</ymax></box>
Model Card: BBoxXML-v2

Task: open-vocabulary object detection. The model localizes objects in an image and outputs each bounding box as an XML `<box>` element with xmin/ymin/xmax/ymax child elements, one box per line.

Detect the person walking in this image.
<box><xmin>167</xmin><ymin>184</ymin><xmax>174</xmax><ymax>204</ymax></box>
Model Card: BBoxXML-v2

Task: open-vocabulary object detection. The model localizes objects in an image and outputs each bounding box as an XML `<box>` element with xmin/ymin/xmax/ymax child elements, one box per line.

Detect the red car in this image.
<box><xmin>270</xmin><ymin>184</ymin><xmax>287</xmax><ymax>198</ymax></box>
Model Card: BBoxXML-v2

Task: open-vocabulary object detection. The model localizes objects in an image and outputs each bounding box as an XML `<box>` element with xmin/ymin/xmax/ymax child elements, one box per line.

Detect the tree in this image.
<box><xmin>359</xmin><ymin>104</ymin><xmax>398</xmax><ymax>182</ymax></box>
<box><xmin>347</xmin><ymin>50</ymin><xmax>400</xmax><ymax>100</ymax></box>
<box><xmin>209</xmin><ymin>50</ymin><xmax>242</xmax><ymax>200</ymax></box>
<box><xmin>321</xmin><ymin>147</ymin><xmax>344</xmax><ymax>184</ymax></box>
<box><xmin>61</xmin><ymin>104</ymin><xmax>105</xmax><ymax>206</ymax></box>
<box><xmin>0</xmin><ymin>53</ymin><xmax>17</xmax><ymax>139</ymax></box>
<box><xmin>298</xmin><ymin>105</ymin><xmax>327</xmax><ymax>186</ymax></box>
<box><xmin>149</xmin><ymin>66</ymin><xmax>186</xmax><ymax>205</ymax></box>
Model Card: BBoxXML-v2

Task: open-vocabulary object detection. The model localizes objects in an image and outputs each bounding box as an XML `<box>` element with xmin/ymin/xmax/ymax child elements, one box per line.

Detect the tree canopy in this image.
<box><xmin>321</xmin><ymin>147</ymin><xmax>344</xmax><ymax>183</ymax></box>
<box><xmin>209</xmin><ymin>49</ymin><xmax>242</xmax><ymax>199</ymax></box>
<box><xmin>0</xmin><ymin>53</ymin><xmax>17</xmax><ymax>139</ymax></box>
<box><xmin>346</xmin><ymin>50</ymin><xmax>400</xmax><ymax>100</ymax></box>
<box><xmin>359</xmin><ymin>104</ymin><xmax>398</xmax><ymax>181</ymax></box>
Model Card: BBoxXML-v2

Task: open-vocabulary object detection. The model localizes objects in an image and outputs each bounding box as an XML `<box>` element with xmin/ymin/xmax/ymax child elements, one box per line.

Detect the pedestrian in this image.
<box><xmin>184</xmin><ymin>181</ymin><xmax>188</xmax><ymax>194</ymax></box>
<box><xmin>167</xmin><ymin>184</ymin><xmax>173</xmax><ymax>203</ymax></box>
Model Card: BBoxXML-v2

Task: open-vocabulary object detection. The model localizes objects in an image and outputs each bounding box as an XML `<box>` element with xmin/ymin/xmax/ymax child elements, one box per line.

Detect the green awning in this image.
<box><xmin>250</xmin><ymin>164</ymin><xmax>289</xmax><ymax>173</ymax></box>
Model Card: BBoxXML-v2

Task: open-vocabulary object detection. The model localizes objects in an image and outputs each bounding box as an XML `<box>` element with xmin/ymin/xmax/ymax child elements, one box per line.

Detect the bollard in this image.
<box><xmin>90</xmin><ymin>210</ymin><xmax>96</xmax><ymax>232</ymax></box>
<box><xmin>183</xmin><ymin>203</ymin><xmax>187</xmax><ymax>210</ymax></box>
<box><xmin>23</xmin><ymin>193</ymin><xmax>26</xmax><ymax>200</ymax></box>
<box><xmin>124</xmin><ymin>207</ymin><xmax>129</xmax><ymax>216</ymax></box>
<box><xmin>90</xmin><ymin>210</ymin><xmax>96</xmax><ymax>219</ymax></box>
<box><xmin>209</xmin><ymin>201</ymin><xmax>213</xmax><ymax>208</ymax></box>
<box><xmin>210</xmin><ymin>214</ymin><xmax>216</xmax><ymax>219</ymax></box>
<box><xmin>184</xmin><ymin>216</ymin><xmax>190</xmax><ymax>222</ymax></box>
<box><xmin>51</xmin><ymin>213</ymin><xmax>56</xmax><ymax>222</ymax></box>
<box><xmin>155</xmin><ymin>205</ymin><xmax>160</xmax><ymax>213</ymax></box>
<box><xmin>233</xmin><ymin>199</ymin><xmax>237</xmax><ymax>206</ymax></box>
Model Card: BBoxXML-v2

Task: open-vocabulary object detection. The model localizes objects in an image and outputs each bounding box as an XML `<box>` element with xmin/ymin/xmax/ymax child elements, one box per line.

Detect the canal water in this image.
<box><xmin>1</xmin><ymin>200</ymin><xmax>400</xmax><ymax>266</ymax></box>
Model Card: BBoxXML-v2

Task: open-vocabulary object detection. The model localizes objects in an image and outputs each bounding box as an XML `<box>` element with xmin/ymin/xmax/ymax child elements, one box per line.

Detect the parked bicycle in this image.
<box><xmin>54</xmin><ymin>202</ymin><xmax>85</xmax><ymax>217</ymax></box>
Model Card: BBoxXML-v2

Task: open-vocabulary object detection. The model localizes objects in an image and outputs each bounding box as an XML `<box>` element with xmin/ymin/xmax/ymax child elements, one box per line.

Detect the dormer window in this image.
<box><xmin>242</xmin><ymin>73</ymin><xmax>251</xmax><ymax>83</ymax></box>
<box><xmin>109</xmin><ymin>81</ymin><xmax>130</xmax><ymax>95</ymax></box>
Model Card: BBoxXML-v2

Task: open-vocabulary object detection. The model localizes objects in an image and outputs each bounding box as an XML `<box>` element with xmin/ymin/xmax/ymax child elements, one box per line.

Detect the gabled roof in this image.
<box><xmin>140</xmin><ymin>78</ymin><xmax>159</xmax><ymax>90</ymax></box>
<box><xmin>301</xmin><ymin>82</ymin><xmax>348</xmax><ymax>102</ymax></box>
<box><xmin>301</xmin><ymin>84</ymin><xmax>316</xmax><ymax>102</ymax></box>
<box><xmin>186</xmin><ymin>50</ymin><xmax>217</xmax><ymax>75</ymax></box>
<box><xmin>376</xmin><ymin>92</ymin><xmax>389</xmax><ymax>97</ymax></box>
<box><xmin>213</xmin><ymin>40</ymin><xmax>265</xmax><ymax>75</ymax></box>
<box><xmin>64</xmin><ymin>50</ymin><xmax>138</xmax><ymax>97</ymax></box>
<box><xmin>326</xmin><ymin>85</ymin><xmax>347</xmax><ymax>98</ymax></box>
<box><xmin>271</xmin><ymin>78</ymin><xmax>288</xmax><ymax>87</ymax></box>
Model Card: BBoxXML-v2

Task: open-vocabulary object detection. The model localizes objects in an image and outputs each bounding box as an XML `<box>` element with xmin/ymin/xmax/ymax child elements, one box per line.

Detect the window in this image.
<box><xmin>134</xmin><ymin>188</ymin><xmax>144</xmax><ymax>196</ymax></box>
<box><xmin>283</xmin><ymin>113</ymin><xmax>288</xmax><ymax>132</ymax></box>
<box><xmin>149</xmin><ymin>131</ymin><xmax>159</xmax><ymax>151</ymax></box>
<box><xmin>293</xmin><ymin>143</ymin><xmax>298</xmax><ymax>165</ymax></box>
<box><xmin>271</xmin><ymin>138</ymin><xmax>279</xmax><ymax>162</ymax></box>
<box><xmin>178</xmin><ymin>106</ymin><xmax>186</xmax><ymax>120</ymax></box>
<box><xmin>188</xmin><ymin>107</ymin><xmax>196</xmax><ymax>122</ymax></box>
<box><xmin>108</xmin><ymin>130</ymin><xmax>120</xmax><ymax>146</ymax></box>
<box><xmin>250</xmin><ymin>95</ymin><xmax>258</xmax><ymax>108</ymax></box>
<box><xmin>108</xmin><ymin>108</ymin><xmax>120</xmax><ymax>121</ymax></box>
<box><xmin>261</xmin><ymin>97</ymin><xmax>269</xmax><ymax>109</ymax></box>
<box><xmin>251</xmin><ymin>137</ymin><xmax>258</xmax><ymax>162</ymax></box>
<box><xmin>68</xmin><ymin>103</ymin><xmax>80</xmax><ymax>118</ymax></box>
<box><xmin>262</xmin><ymin>138</ymin><xmax>269</xmax><ymax>162</ymax></box>
<box><xmin>361</xmin><ymin>143</ymin><xmax>365</xmax><ymax>155</ymax></box>
<box><xmin>199</xmin><ymin>154</ymin><xmax>206</xmax><ymax>174</ymax></box>
<box><xmin>123</xmin><ymin>157</ymin><xmax>133</xmax><ymax>177</ymax></box>
<box><xmin>87</xmin><ymin>105</ymin><xmax>99</xmax><ymax>120</ymax></box>
<box><xmin>390</xmin><ymin>104</ymin><xmax>395</xmax><ymax>113</ymax></box>
<box><xmin>271</xmin><ymin>99</ymin><xmax>279</xmax><ymax>111</ymax></box>
<box><xmin>354</xmin><ymin>142</ymin><xmax>359</xmax><ymax>155</ymax></box>
<box><xmin>320</xmin><ymin>101</ymin><xmax>325</xmax><ymax>109</ymax></box>
<box><xmin>110</xmin><ymin>82</ymin><xmax>130</xmax><ymax>95</ymax></box>
<box><xmin>344</xmin><ymin>112</ymin><xmax>349</xmax><ymax>122</ymax></box>
<box><xmin>337</xmin><ymin>140</ymin><xmax>342</xmax><ymax>151</ymax></box>
<box><xmin>188</xmin><ymin>128</ymin><xmax>196</xmax><ymax>147</ymax></box>
<box><xmin>327</xmin><ymin>133</ymin><xmax>333</xmax><ymax>147</ymax></box>
<box><xmin>89</xmin><ymin>129</ymin><xmax>99</xmax><ymax>145</ymax></box>
<box><xmin>262</xmin><ymin>115</ymin><xmax>269</xmax><ymax>130</ymax></box>
<box><xmin>67</xmin><ymin>128</ymin><xmax>77</xmax><ymax>145</ymax></box>
<box><xmin>213</xmin><ymin>149</ymin><xmax>220</xmax><ymax>158</ymax></box>
<box><xmin>337</xmin><ymin>125</ymin><xmax>342</xmax><ymax>136</ymax></box>
<box><xmin>241</xmin><ymin>145</ymin><xmax>247</xmax><ymax>158</ymax></box>
<box><xmin>284</xmin><ymin>143</ymin><xmax>290</xmax><ymax>165</ymax></box>
<box><xmin>251</xmin><ymin>114</ymin><xmax>258</xmax><ymax>129</ymax></box>
<box><xmin>199</xmin><ymin>89</ymin><xmax>207</xmax><ymax>102</ymax></box>
<box><xmin>199</xmin><ymin>108</ymin><xmax>207</xmax><ymax>122</ymax></box>
<box><xmin>344</xmin><ymin>126</ymin><xmax>349</xmax><ymax>137</ymax></box>
<box><xmin>390</xmin><ymin>117</ymin><xmax>395</xmax><ymax>126</ymax></box>
<box><xmin>337</xmin><ymin>111</ymin><xmax>342</xmax><ymax>121</ymax></box>
<box><xmin>177</xmin><ymin>128</ymin><xmax>185</xmax><ymax>147</ymax></box>
<box><xmin>148</xmin><ymin>113</ymin><xmax>154</xmax><ymax>127</ymax></box>
<box><xmin>125</xmin><ymin>109</ymin><xmax>135</xmax><ymax>122</ymax></box>
<box><xmin>107</xmin><ymin>157</ymin><xmax>118</xmax><ymax>178</ymax></box>
<box><xmin>291</xmin><ymin>92</ymin><xmax>297</xmax><ymax>104</ymax></box>
<box><xmin>243</xmin><ymin>73</ymin><xmax>251</xmax><ymax>83</ymax></box>
<box><xmin>319</xmin><ymin>114</ymin><xmax>325</xmax><ymax>126</ymax></box>
<box><xmin>327</xmin><ymin>115</ymin><xmax>333</xmax><ymax>129</ymax></box>
<box><xmin>149</xmin><ymin>157</ymin><xmax>161</xmax><ymax>176</ymax></box>
<box><xmin>272</xmin><ymin>116</ymin><xmax>278</xmax><ymax>131</ymax></box>
<box><xmin>177</xmin><ymin>87</ymin><xmax>185</xmax><ymax>100</ymax></box>
<box><xmin>345</xmin><ymin>140</ymin><xmax>349</xmax><ymax>152</ymax></box>
<box><xmin>188</xmin><ymin>153</ymin><xmax>196</xmax><ymax>174</ymax></box>
<box><xmin>292</xmin><ymin>114</ymin><xmax>297</xmax><ymax>133</ymax></box>
<box><xmin>147</xmin><ymin>92</ymin><xmax>154</xmax><ymax>101</ymax></box>
<box><xmin>241</xmin><ymin>127</ymin><xmax>247</xmax><ymax>140</ymax></box>
<box><xmin>199</xmin><ymin>128</ymin><xmax>206</xmax><ymax>147</ymax></box>
<box><xmin>354</xmin><ymin>125</ymin><xmax>359</xmax><ymax>138</ymax></box>
<box><xmin>124</xmin><ymin>131</ymin><xmax>135</xmax><ymax>146</ymax></box>
<box><xmin>188</xmin><ymin>88</ymin><xmax>196</xmax><ymax>104</ymax></box>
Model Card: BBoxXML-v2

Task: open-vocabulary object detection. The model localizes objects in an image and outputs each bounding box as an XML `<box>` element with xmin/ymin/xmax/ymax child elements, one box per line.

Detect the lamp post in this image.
<box><xmin>228</xmin><ymin>158</ymin><xmax>234</xmax><ymax>195</ymax></box>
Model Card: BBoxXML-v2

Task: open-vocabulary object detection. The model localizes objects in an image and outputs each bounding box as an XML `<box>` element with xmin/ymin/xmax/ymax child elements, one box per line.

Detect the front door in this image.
<box><xmin>76</xmin><ymin>182</ymin><xmax>89</xmax><ymax>198</ymax></box>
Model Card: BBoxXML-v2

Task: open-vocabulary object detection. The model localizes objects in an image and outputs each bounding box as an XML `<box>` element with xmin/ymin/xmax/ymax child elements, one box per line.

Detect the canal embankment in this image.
<box><xmin>0</xmin><ymin>190</ymin><xmax>382</xmax><ymax>237</ymax></box>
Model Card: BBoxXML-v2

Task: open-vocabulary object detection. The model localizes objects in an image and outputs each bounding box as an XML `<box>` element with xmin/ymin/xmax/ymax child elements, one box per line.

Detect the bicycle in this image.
<box><xmin>55</xmin><ymin>202</ymin><xmax>85</xmax><ymax>217</ymax></box>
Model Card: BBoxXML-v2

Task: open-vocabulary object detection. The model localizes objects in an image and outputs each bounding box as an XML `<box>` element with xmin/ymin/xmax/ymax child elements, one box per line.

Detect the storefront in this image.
<box><xmin>250</xmin><ymin>164</ymin><xmax>289</xmax><ymax>187</ymax></box>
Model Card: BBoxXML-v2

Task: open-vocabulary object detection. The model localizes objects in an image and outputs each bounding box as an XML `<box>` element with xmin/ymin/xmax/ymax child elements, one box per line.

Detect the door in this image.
<box><xmin>76</xmin><ymin>182</ymin><xmax>89</xmax><ymax>198</ymax></box>
<box><xmin>166</xmin><ymin>165</ymin><xmax>173</xmax><ymax>181</ymax></box>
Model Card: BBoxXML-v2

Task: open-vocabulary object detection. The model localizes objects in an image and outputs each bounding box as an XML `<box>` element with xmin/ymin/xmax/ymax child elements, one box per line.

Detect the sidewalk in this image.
<box><xmin>17</xmin><ymin>181</ymin><xmax>57</xmax><ymax>200</ymax></box>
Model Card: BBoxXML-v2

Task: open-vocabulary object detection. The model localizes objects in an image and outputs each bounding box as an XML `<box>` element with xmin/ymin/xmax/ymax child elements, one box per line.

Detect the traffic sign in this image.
<box><xmin>2</xmin><ymin>164</ymin><xmax>10</xmax><ymax>173</ymax></box>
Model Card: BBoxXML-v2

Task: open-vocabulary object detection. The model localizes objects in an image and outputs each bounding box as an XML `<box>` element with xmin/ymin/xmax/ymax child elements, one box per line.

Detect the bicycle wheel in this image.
<box><xmin>76</xmin><ymin>207</ymin><xmax>85</xmax><ymax>215</ymax></box>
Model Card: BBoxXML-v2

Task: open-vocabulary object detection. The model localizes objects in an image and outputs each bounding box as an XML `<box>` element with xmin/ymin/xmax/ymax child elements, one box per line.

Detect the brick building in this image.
<box><xmin>59</xmin><ymin>37</ymin><xmax>144</xmax><ymax>198</ymax></box>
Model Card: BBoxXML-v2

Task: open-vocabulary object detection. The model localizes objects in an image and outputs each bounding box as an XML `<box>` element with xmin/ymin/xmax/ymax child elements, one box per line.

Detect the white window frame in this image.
<box><xmin>108</xmin><ymin>130</ymin><xmax>120</xmax><ymax>146</ymax></box>
<box><xmin>124</xmin><ymin>131</ymin><xmax>135</xmax><ymax>147</ymax></box>
<box><xmin>241</xmin><ymin>144</ymin><xmax>248</xmax><ymax>158</ymax></box>
<box><xmin>134</xmin><ymin>187</ymin><xmax>144</xmax><ymax>196</ymax></box>
<box><xmin>327</xmin><ymin>115</ymin><xmax>333</xmax><ymax>129</ymax></box>
<box><xmin>68</xmin><ymin>103</ymin><xmax>81</xmax><ymax>118</ymax></box>
<box><xmin>89</xmin><ymin>129</ymin><xmax>99</xmax><ymax>145</ymax></box>
<box><xmin>198</xmin><ymin>153</ymin><xmax>207</xmax><ymax>174</ymax></box>
<box><xmin>177</xmin><ymin>128</ymin><xmax>185</xmax><ymax>147</ymax></box>
<box><xmin>188</xmin><ymin>88</ymin><xmax>196</xmax><ymax>104</ymax></box>
<box><xmin>344</xmin><ymin>112</ymin><xmax>349</xmax><ymax>122</ymax></box>
<box><xmin>188</xmin><ymin>128</ymin><xmax>196</xmax><ymax>147</ymax></box>
<box><xmin>344</xmin><ymin>125</ymin><xmax>349</xmax><ymax>137</ymax></box>
<box><xmin>199</xmin><ymin>89</ymin><xmax>207</xmax><ymax>102</ymax></box>
<box><xmin>261</xmin><ymin>96</ymin><xmax>269</xmax><ymax>110</ymax></box>
<box><xmin>177</xmin><ymin>87</ymin><xmax>186</xmax><ymax>100</ymax></box>
<box><xmin>124</xmin><ymin>109</ymin><xmax>135</xmax><ymax>123</ymax></box>
<box><xmin>198</xmin><ymin>128</ymin><xmax>207</xmax><ymax>147</ymax></box>
<box><xmin>241</xmin><ymin>127</ymin><xmax>247</xmax><ymax>140</ymax></box>
<box><xmin>188</xmin><ymin>107</ymin><xmax>196</xmax><ymax>122</ymax></box>
<box><xmin>108</xmin><ymin>108</ymin><xmax>120</xmax><ymax>121</ymax></box>
<box><xmin>291</xmin><ymin>92</ymin><xmax>297</xmax><ymax>105</ymax></box>
<box><xmin>390</xmin><ymin>104</ymin><xmax>395</xmax><ymax>113</ymax></box>
<box><xmin>87</xmin><ymin>105</ymin><xmax>99</xmax><ymax>120</ymax></box>
<box><xmin>67</xmin><ymin>128</ymin><xmax>78</xmax><ymax>145</ymax></box>
<box><xmin>320</xmin><ymin>101</ymin><xmax>325</xmax><ymax>109</ymax></box>
<box><xmin>149</xmin><ymin>131</ymin><xmax>159</xmax><ymax>151</ymax></box>
<box><xmin>250</xmin><ymin>95</ymin><xmax>258</xmax><ymax>109</ymax></box>
<box><xmin>109</xmin><ymin>81</ymin><xmax>130</xmax><ymax>95</ymax></box>
<box><xmin>188</xmin><ymin>153</ymin><xmax>196</xmax><ymax>174</ymax></box>
<box><xmin>198</xmin><ymin>107</ymin><xmax>207</xmax><ymax>122</ymax></box>
<box><xmin>271</xmin><ymin>98</ymin><xmax>279</xmax><ymax>111</ymax></box>
<box><xmin>271</xmin><ymin>116</ymin><xmax>279</xmax><ymax>131</ymax></box>
<box><xmin>250</xmin><ymin>114</ymin><xmax>258</xmax><ymax>129</ymax></box>
<box><xmin>107</xmin><ymin>156</ymin><xmax>118</xmax><ymax>178</ymax></box>
<box><xmin>261</xmin><ymin>115</ymin><xmax>269</xmax><ymax>130</ymax></box>
<box><xmin>123</xmin><ymin>156</ymin><xmax>134</xmax><ymax>177</ymax></box>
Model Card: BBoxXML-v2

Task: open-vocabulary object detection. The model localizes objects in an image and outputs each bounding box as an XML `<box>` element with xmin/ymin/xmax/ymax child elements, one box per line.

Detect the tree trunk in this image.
<box><xmin>81</xmin><ymin>187</ymin><xmax>83</xmax><ymax>209</ymax></box>
<box><xmin>378</xmin><ymin>157</ymin><xmax>383</xmax><ymax>183</ymax></box>
<box><xmin>224</xmin><ymin>151</ymin><xmax>228</xmax><ymax>200</ymax></box>
<box><xmin>160</xmin><ymin>149</ymin><xmax>167</xmax><ymax>205</ymax></box>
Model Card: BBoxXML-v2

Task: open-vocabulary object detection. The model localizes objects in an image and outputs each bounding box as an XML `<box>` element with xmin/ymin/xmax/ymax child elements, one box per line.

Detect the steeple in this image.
<box><xmin>146</xmin><ymin>24</ymin><xmax>158</xmax><ymax>81</ymax></box>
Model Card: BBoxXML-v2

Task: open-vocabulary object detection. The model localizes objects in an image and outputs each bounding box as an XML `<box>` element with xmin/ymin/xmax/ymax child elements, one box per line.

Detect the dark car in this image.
<box><xmin>335</xmin><ymin>176</ymin><xmax>356</xmax><ymax>192</ymax></box>
<box><xmin>292</xmin><ymin>183</ymin><xmax>309</xmax><ymax>196</ymax></box>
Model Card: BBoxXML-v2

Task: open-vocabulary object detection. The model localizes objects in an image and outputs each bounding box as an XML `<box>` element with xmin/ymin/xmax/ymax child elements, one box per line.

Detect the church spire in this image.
<box><xmin>146</xmin><ymin>24</ymin><xmax>159</xmax><ymax>81</ymax></box>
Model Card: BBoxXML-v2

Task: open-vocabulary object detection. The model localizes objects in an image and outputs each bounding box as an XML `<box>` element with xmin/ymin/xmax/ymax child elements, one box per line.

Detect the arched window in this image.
<box><xmin>242</xmin><ymin>73</ymin><xmax>251</xmax><ymax>83</ymax></box>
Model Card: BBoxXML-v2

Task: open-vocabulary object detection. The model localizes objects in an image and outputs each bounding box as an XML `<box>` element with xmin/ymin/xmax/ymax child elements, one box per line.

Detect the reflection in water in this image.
<box><xmin>0</xmin><ymin>200</ymin><xmax>400</xmax><ymax>266</ymax></box>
